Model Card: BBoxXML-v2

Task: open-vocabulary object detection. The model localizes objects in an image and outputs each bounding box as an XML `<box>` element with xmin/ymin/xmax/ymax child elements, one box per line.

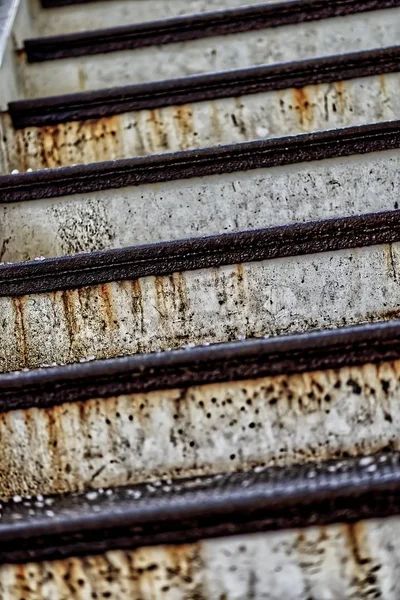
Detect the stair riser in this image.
<box><xmin>1</xmin><ymin>241</ymin><xmax>400</xmax><ymax>372</ymax></box>
<box><xmin>0</xmin><ymin>358</ymin><xmax>399</xmax><ymax>498</ymax></box>
<box><xmin>18</xmin><ymin>9</ymin><xmax>399</xmax><ymax>98</ymax></box>
<box><xmin>0</xmin><ymin>522</ymin><xmax>398</xmax><ymax>600</ymax></box>
<box><xmin>1</xmin><ymin>150</ymin><xmax>397</xmax><ymax>262</ymax></box>
<box><xmin>29</xmin><ymin>0</ymin><xmax>275</xmax><ymax>36</ymax></box>
<box><xmin>2</xmin><ymin>72</ymin><xmax>398</xmax><ymax>173</ymax></box>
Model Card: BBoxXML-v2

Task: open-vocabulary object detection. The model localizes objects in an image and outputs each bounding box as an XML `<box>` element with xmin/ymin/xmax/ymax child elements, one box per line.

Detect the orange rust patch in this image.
<box><xmin>292</xmin><ymin>87</ymin><xmax>313</xmax><ymax>128</ymax></box>
<box><xmin>39</xmin><ymin>124</ymin><xmax>63</xmax><ymax>169</ymax></box>
<box><xmin>32</xmin><ymin>114</ymin><xmax>123</xmax><ymax>170</ymax></box>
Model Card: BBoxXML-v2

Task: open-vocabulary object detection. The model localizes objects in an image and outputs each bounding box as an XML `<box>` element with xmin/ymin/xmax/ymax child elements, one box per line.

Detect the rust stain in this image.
<box><xmin>212</xmin><ymin>267</ymin><xmax>228</xmax><ymax>311</ymax></box>
<box><xmin>44</xmin><ymin>406</ymin><xmax>69</xmax><ymax>496</ymax></box>
<box><xmin>14</xmin><ymin>562</ymin><xmax>34</xmax><ymax>598</ymax></box>
<box><xmin>2</xmin><ymin>357</ymin><xmax>400</xmax><ymax>500</ymax></box>
<box><xmin>14</xmin><ymin>130</ymin><xmax>30</xmax><ymax>173</ymax></box>
<box><xmin>61</xmin><ymin>290</ymin><xmax>79</xmax><ymax>337</ymax></box>
<box><xmin>334</xmin><ymin>81</ymin><xmax>346</xmax><ymax>114</ymax></box>
<box><xmin>149</xmin><ymin>108</ymin><xmax>169</xmax><ymax>151</ymax></box>
<box><xmin>295</xmin><ymin>527</ymin><xmax>329</xmax><ymax>592</ymax></box>
<box><xmin>89</xmin><ymin>115</ymin><xmax>121</xmax><ymax>162</ymax></box>
<box><xmin>235</xmin><ymin>263</ymin><xmax>247</xmax><ymax>306</ymax></box>
<box><xmin>385</xmin><ymin>244</ymin><xmax>397</xmax><ymax>281</ymax></box>
<box><xmin>12</xmin><ymin>296</ymin><xmax>27</xmax><ymax>368</ymax></box>
<box><xmin>367</xmin><ymin>305</ymin><xmax>400</xmax><ymax>324</ymax></box>
<box><xmin>161</xmin><ymin>543</ymin><xmax>205</xmax><ymax>595</ymax></box>
<box><xmin>14</xmin><ymin>49</ymin><xmax>26</xmax><ymax>67</ymax></box>
<box><xmin>209</xmin><ymin>101</ymin><xmax>223</xmax><ymax>143</ymax></box>
<box><xmin>174</xmin><ymin>105</ymin><xmax>194</xmax><ymax>150</ymax></box>
<box><xmin>170</xmin><ymin>272</ymin><xmax>188</xmax><ymax>315</ymax></box>
<box><xmin>40</xmin><ymin>125</ymin><xmax>62</xmax><ymax>168</ymax></box>
<box><xmin>292</xmin><ymin>88</ymin><xmax>313</xmax><ymax>128</ymax></box>
<box><xmin>154</xmin><ymin>275</ymin><xmax>167</xmax><ymax>320</ymax></box>
<box><xmin>98</xmin><ymin>283</ymin><xmax>118</xmax><ymax>329</ymax></box>
<box><xmin>131</xmin><ymin>279</ymin><xmax>145</xmax><ymax>335</ymax></box>
<box><xmin>344</xmin><ymin>522</ymin><xmax>382</xmax><ymax>598</ymax></box>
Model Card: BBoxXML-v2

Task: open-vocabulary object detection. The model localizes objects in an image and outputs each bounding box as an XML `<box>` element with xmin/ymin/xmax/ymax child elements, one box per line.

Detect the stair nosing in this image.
<box><xmin>1</xmin><ymin>452</ymin><xmax>399</xmax><ymax>564</ymax></box>
<box><xmin>9</xmin><ymin>46</ymin><xmax>400</xmax><ymax>128</ymax></box>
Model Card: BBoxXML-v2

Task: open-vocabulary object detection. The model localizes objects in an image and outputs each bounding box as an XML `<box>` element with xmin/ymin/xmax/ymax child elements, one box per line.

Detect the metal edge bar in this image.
<box><xmin>1</xmin><ymin>209</ymin><xmax>400</xmax><ymax>295</ymax></box>
<box><xmin>1</xmin><ymin>452</ymin><xmax>400</xmax><ymax>564</ymax></box>
<box><xmin>1</xmin><ymin>121</ymin><xmax>398</xmax><ymax>201</ymax></box>
<box><xmin>1</xmin><ymin>315</ymin><xmax>400</xmax><ymax>411</ymax></box>
<box><xmin>24</xmin><ymin>0</ymin><xmax>400</xmax><ymax>62</ymax></box>
<box><xmin>9</xmin><ymin>46</ymin><xmax>400</xmax><ymax>128</ymax></box>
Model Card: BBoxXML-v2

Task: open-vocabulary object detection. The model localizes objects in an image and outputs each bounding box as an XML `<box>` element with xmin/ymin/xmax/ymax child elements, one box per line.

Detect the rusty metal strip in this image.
<box><xmin>24</xmin><ymin>0</ymin><xmax>400</xmax><ymax>62</ymax></box>
<box><xmin>1</xmin><ymin>318</ymin><xmax>400</xmax><ymax>411</ymax></box>
<box><xmin>1</xmin><ymin>209</ymin><xmax>400</xmax><ymax>295</ymax></box>
<box><xmin>9</xmin><ymin>46</ymin><xmax>400</xmax><ymax>128</ymax></box>
<box><xmin>1</xmin><ymin>121</ymin><xmax>399</xmax><ymax>201</ymax></box>
<box><xmin>1</xmin><ymin>452</ymin><xmax>400</xmax><ymax>564</ymax></box>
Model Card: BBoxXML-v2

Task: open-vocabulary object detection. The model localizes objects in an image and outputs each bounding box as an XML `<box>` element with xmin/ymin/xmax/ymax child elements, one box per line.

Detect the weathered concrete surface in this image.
<box><xmin>1</xmin><ymin>243</ymin><xmax>400</xmax><ymax>373</ymax></box>
<box><xmin>0</xmin><ymin>150</ymin><xmax>398</xmax><ymax>262</ymax></box>
<box><xmin>1</xmin><ymin>519</ymin><xmax>400</xmax><ymax>599</ymax></box>
<box><xmin>17</xmin><ymin>9</ymin><xmax>400</xmax><ymax>98</ymax></box>
<box><xmin>28</xmin><ymin>0</ymin><xmax>278</xmax><ymax>37</ymax></box>
<box><xmin>0</xmin><ymin>358</ymin><xmax>400</xmax><ymax>498</ymax></box>
<box><xmin>1</xmin><ymin>73</ymin><xmax>398</xmax><ymax>173</ymax></box>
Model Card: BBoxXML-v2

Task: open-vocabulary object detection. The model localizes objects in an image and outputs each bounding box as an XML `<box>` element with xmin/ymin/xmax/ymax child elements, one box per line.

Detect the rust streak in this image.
<box><xmin>335</xmin><ymin>80</ymin><xmax>346</xmax><ymax>114</ymax></box>
<box><xmin>131</xmin><ymin>279</ymin><xmax>145</xmax><ymax>336</ymax></box>
<box><xmin>12</xmin><ymin>296</ymin><xmax>28</xmax><ymax>368</ymax></box>
<box><xmin>163</xmin><ymin>543</ymin><xmax>205</xmax><ymax>595</ymax></box>
<box><xmin>292</xmin><ymin>87</ymin><xmax>313</xmax><ymax>128</ymax></box>
<box><xmin>174</xmin><ymin>105</ymin><xmax>194</xmax><ymax>150</ymax></box>
<box><xmin>154</xmin><ymin>275</ymin><xmax>167</xmax><ymax>320</ymax></box>
<box><xmin>149</xmin><ymin>108</ymin><xmax>169</xmax><ymax>151</ymax></box>
<box><xmin>345</xmin><ymin>522</ymin><xmax>381</xmax><ymax>598</ymax></box>
<box><xmin>170</xmin><ymin>272</ymin><xmax>188</xmax><ymax>315</ymax></box>
<box><xmin>61</xmin><ymin>289</ymin><xmax>79</xmax><ymax>336</ymax></box>
<box><xmin>385</xmin><ymin>244</ymin><xmax>397</xmax><ymax>281</ymax></box>
<box><xmin>98</xmin><ymin>283</ymin><xmax>117</xmax><ymax>329</ymax></box>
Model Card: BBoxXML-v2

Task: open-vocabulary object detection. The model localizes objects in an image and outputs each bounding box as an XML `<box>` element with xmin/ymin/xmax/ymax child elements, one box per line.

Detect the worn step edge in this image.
<box><xmin>1</xmin><ymin>121</ymin><xmax>399</xmax><ymax>201</ymax></box>
<box><xmin>1</xmin><ymin>209</ymin><xmax>400</xmax><ymax>296</ymax></box>
<box><xmin>9</xmin><ymin>46</ymin><xmax>400</xmax><ymax>128</ymax></box>
<box><xmin>1</xmin><ymin>451</ymin><xmax>400</xmax><ymax>564</ymax></box>
<box><xmin>25</xmin><ymin>0</ymin><xmax>400</xmax><ymax>62</ymax></box>
<box><xmin>1</xmin><ymin>318</ymin><xmax>400</xmax><ymax>412</ymax></box>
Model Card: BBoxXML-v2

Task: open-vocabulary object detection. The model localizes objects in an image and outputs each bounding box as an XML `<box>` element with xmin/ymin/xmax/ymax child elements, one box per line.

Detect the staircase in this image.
<box><xmin>0</xmin><ymin>0</ymin><xmax>399</xmax><ymax>597</ymax></box>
